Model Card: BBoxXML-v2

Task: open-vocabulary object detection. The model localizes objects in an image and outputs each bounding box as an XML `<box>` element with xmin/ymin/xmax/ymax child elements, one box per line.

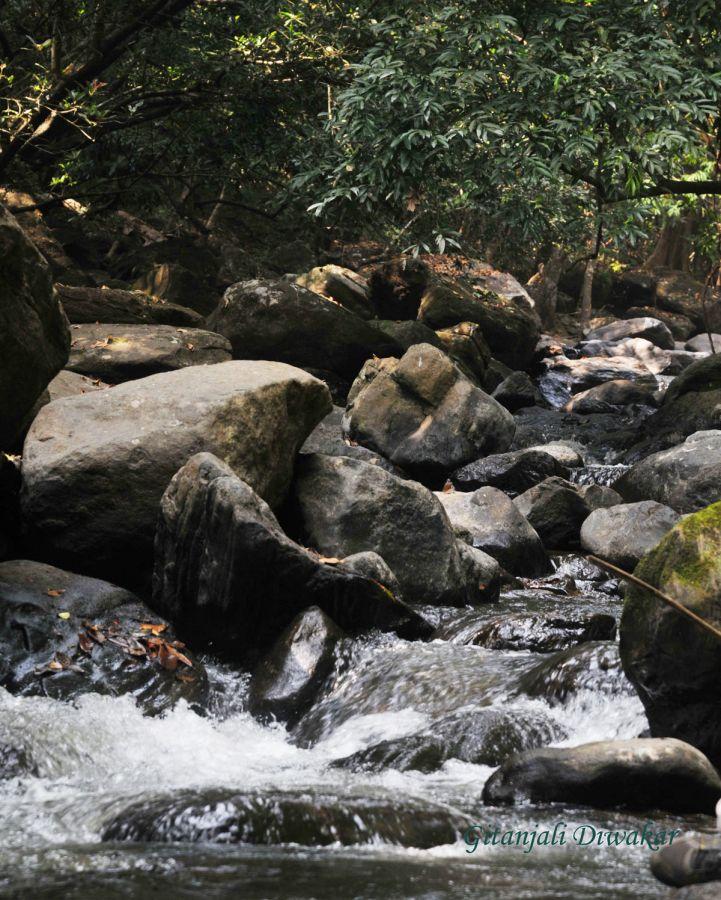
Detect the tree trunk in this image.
<box><xmin>526</xmin><ymin>245</ymin><xmax>566</xmax><ymax>329</ymax></box>
<box><xmin>580</xmin><ymin>257</ymin><xmax>596</xmax><ymax>330</ymax></box>
<box><xmin>644</xmin><ymin>214</ymin><xmax>697</xmax><ymax>271</ymax></box>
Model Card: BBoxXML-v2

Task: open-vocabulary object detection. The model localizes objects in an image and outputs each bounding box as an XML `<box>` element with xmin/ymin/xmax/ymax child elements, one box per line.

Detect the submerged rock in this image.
<box><xmin>101</xmin><ymin>788</ymin><xmax>468</xmax><ymax>848</ymax></box>
<box><xmin>580</xmin><ymin>501</ymin><xmax>680</xmax><ymax>569</ymax></box>
<box><xmin>518</xmin><ymin>642</ymin><xmax>633</xmax><ymax>705</ymax></box>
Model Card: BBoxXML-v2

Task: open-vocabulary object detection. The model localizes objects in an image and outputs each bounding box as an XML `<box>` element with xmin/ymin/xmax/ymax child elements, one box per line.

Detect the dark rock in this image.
<box><xmin>0</xmin><ymin>743</ymin><xmax>36</xmax><ymax>780</ymax></box>
<box><xmin>512</xmin><ymin>406</ymin><xmax>639</xmax><ymax>459</ymax></box>
<box><xmin>367</xmin><ymin>256</ymin><xmax>430</xmax><ymax>319</ymax></box>
<box><xmin>615</xmin><ymin>431</ymin><xmax>721</xmax><ymax>513</ymax></box>
<box><xmin>483</xmin><ymin>358</ymin><xmax>514</xmax><ymax>393</ymax></box>
<box><xmin>518</xmin><ymin>642</ymin><xmax>633</xmax><ymax>705</ymax></box>
<box><xmin>368</xmin><ymin>319</ymin><xmax>441</xmax><ymax>352</ymax></box>
<box><xmin>249</xmin><ymin>607</ymin><xmax>344</xmax><ymax>726</ymax></box>
<box><xmin>101</xmin><ymin>788</ymin><xmax>468</xmax><ymax>848</ymax></box>
<box><xmin>339</xmin><ymin>551</ymin><xmax>403</xmax><ymax>600</ymax></box>
<box><xmin>344</xmin><ymin>343</ymin><xmax>515</xmax><ymax>484</ymax></box>
<box><xmin>580</xmin><ymin>501</ymin><xmax>680</xmax><ymax>569</ymax></box>
<box><xmin>300</xmin><ymin>407</ymin><xmax>405</xmax><ymax>476</ymax></box>
<box><xmin>267</xmin><ymin>239</ymin><xmax>316</xmax><ymax>274</ymax></box>
<box><xmin>292</xmin><ymin>453</ymin><xmax>501</xmax><ymax>605</ymax></box>
<box><xmin>153</xmin><ymin>454</ymin><xmax>430</xmax><ymax>659</ymax></box>
<box><xmin>0</xmin><ymin>454</ymin><xmax>21</xmax><ymax>561</ymax></box>
<box><xmin>564</xmin><ymin>379</ymin><xmax>658</xmax><ymax>414</ymax></box>
<box><xmin>585</xmin><ymin>316</ymin><xmax>675</xmax><ymax>350</ymax></box>
<box><xmin>0</xmin><ymin>205</ymin><xmax>70</xmax><ymax>449</ymax></box>
<box><xmin>664</xmin><ymin>352</ymin><xmax>721</xmax><ymax>406</ymax></box>
<box><xmin>652</xmin><ymin>834</ymin><xmax>721</xmax><ymax>889</ymax></box>
<box><xmin>434</xmin><ymin>321</ymin><xmax>491</xmax><ymax>384</ymax></box>
<box><xmin>492</xmin><ymin>371</ymin><xmax>543</xmax><ymax>412</ymax></box>
<box><xmin>296</xmin><ymin>265</ymin><xmax>373</xmax><ymax>319</ymax></box>
<box><xmin>656</xmin><ymin>271</ymin><xmax>721</xmax><ymax>331</ymax></box>
<box><xmin>134</xmin><ymin>262</ymin><xmax>217</xmax><ymax>315</ymax></box>
<box><xmin>0</xmin><ymin>559</ymin><xmax>207</xmax><ymax>713</ymax></box>
<box><xmin>513</xmin><ymin>477</ymin><xmax>591</xmax><ymax>549</ymax></box>
<box><xmin>482</xmin><ymin>738</ymin><xmax>721</xmax><ymax>813</ymax></box>
<box><xmin>611</xmin><ymin>269</ymin><xmax>657</xmax><ymax>308</ymax></box>
<box><xmin>620</xmin><ymin>502</ymin><xmax>721</xmax><ymax>768</ymax></box>
<box><xmin>56</xmin><ymin>284</ymin><xmax>203</xmax><ymax>327</ymax></box>
<box><xmin>451</xmin><ymin>448</ymin><xmax>568</xmax><ymax>496</ymax></box>
<box><xmin>207</xmin><ymin>279</ymin><xmax>401</xmax><ymax>380</ymax></box>
<box><xmin>435</xmin><ymin>486</ymin><xmax>550</xmax><ymax>576</ymax></box>
<box><xmin>22</xmin><ymin>361</ymin><xmax>331</xmax><ymax>585</ymax></box>
<box><xmin>66</xmin><ymin>323</ymin><xmax>232</xmax><ymax>382</ymax></box>
<box><xmin>539</xmin><ymin>355</ymin><xmax>656</xmax><ymax>406</ymax></box>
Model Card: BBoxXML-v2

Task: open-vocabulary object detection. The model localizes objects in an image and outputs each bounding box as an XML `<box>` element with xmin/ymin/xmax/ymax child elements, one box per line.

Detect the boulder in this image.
<box><xmin>686</xmin><ymin>334</ymin><xmax>721</xmax><ymax>354</ymax></box>
<box><xmin>580</xmin><ymin>501</ymin><xmax>680</xmax><ymax>569</ymax></box>
<box><xmin>656</xmin><ymin>271</ymin><xmax>721</xmax><ymax>332</ymax></box>
<box><xmin>624</xmin><ymin>307</ymin><xmax>695</xmax><ymax>341</ymax></box>
<box><xmin>0</xmin><ymin>559</ymin><xmax>207</xmax><ymax>713</ymax></box>
<box><xmin>577</xmin><ymin>483</ymin><xmax>623</xmax><ymax>511</ymax></box>
<box><xmin>620</xmin><ymin>502</ymin><xmax>721</xmax><ymax>767</ymax></box>
<box><xmin>664</xmin><ymin>352</ymin><xmax>721</xmax><ymax>406</ymax></box>
<box><xmin>434</xmin><ymin>321</ymin><xmax>490</xmax><ymax>384</ymax></box>
<box><xmin>56</xmin><ymin>284</ymin><xmax>203</xmax><ymax>327</ymax></box>
<box><xmin>483</xmin><ymin>358</ymin><xmax>514</xmax><ymax>393</ymax></box>
<box><xmin>615</xmin><ymin>431</ymin><xmax>721</xmax><ymax>513</ymax></box>
<box><xmin>207</xmin><ymin>279</ymin><xmax>401</xmax><ymax>379</ymax></box>
<box><xmin>248</xmin><ymin>607</ymin><xmax>344</xmax><ymax>726</ymax></box>
<box><xmin>22</xmin><ymin>361</ymin><xmax>331</xmax><ymax>584</ymax></box>
<box><xmin>513</xmin><ymin>477</ymin><xmax>591</xmax><ymax>549</ymax></box>
<box><xmin>435</xmin><ymin>486</ymin><xmax>550</xmax><ymax>576</ymax></box>
<box><xmin>153</xmin><ymin>454</ymin><xmax>429</xmax><ymax>659</ymax></box>
<box><xmin>451</xmin><ymin>448</ymin><xmax>568</xmax><ymax>496</ymax></box>
<box><xmin>482</xmin><ymin>738</ymin><xmax>721</xmax><ymax>814</ymax></box>
<box><xmin>368</xmin><ymin>319</ymin><xmax>441</xmax><ymax>352</ymax></box>
<box><xmin>339</xmin><ymin>551</ymin><xmax>403</xmax><ymax>600</ymax></box>
<box><xmin>0</xmin><ymin>205</ymin><xmax>70</xmax><ymax>449</ymax></box>
<box><xmin>101</xmin><ymin>788</ymin><xmax>467</xmax><ymax>848</ymax></box>
<box><xmin>134</xmin><ymin>262</ymin><xmax>217</xmax><ymax>315</ymax></box>
<box><xmin>292</xmin><ymin>453</ymin><xmax>501</xmax><ymax>605</ymax></box>
<box><xmin>418</xmin><ymin>277</ymin><xmax>541</xmax><ymax>369</ymax></box>
<box><xmin>523</xmin><ymin>441</ymin><xmax>584</xmax><ymax>468</ymax></box>
<box><xmin>564</xmin><ymin>379</ymin><xmax>657</xmax><ymax>414</ymax></box>
<box><xmin>585</xmin><ymin>317</ymin><xmax>675</xmax><ymax>350</ymax></box>
<box><xmin>579</xmin><ymin>337</ymin><xmax>692</xmax><ymax>376</ymax></box>
<box><xmin>344</xmin><ymin>343</ymin><xmax>515</xmax><ymax>484</ymax></box>
<box><xmin>295</xmin><ymin>265</ymin><xmax>373</xmax><ymax>319</ymax></box>
<box><xmin>611</xmin><ymin>269</ymin><xmax>657</xmax><ymax>308</ymax></box>
<box><xmin>300</xmin><ymin>406</ymin><xmax>405</xmax><ymax>476</ymax></box>
<box><xmin>539</xmin><ymin>355</ymin><xmax>656</xmax><ymax>406</ymax></box>
<box><xmin>367</xmin><ymin>256</ymin><xmax>430</xmax><ymax>319</ymax></box>
<box><xmin>491</xmin><ymin>371</ymin><xmax>542</xmax><ymax>411</ymax></box>
<box><xmin>651</xmin><ymin>834</ymin><xmax>721</xmax><ymax>889</ymax></box>
<box><xmin>66</xmin><ymin>323</ymin><xmax>232</xmax><ymax>382</ymax></box>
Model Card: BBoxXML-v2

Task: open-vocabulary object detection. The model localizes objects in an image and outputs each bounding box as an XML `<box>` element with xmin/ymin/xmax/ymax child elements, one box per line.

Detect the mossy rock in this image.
<box><xmin>620</xmin><ymin>501</ymin><xmax>721</xmax><ymax>766</ymax></box>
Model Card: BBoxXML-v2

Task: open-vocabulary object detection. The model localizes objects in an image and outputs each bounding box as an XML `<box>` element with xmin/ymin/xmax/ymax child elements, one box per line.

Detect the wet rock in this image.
<box><xmin>335</xmin><ymin>708</ymin><xmax>567</xmax><ymax>773</ymax></box>
<box><xmin>368</xmin><ymin>320</ymin><xmax>441</xmax><ymax>352</ymax></box>
<box><xmin>249</xmin><ymin>607</ymin><xmax>344</xmax><ymax>726</ymax></box>
<box><xmin>492</xmin><ymin>371</ymin><xmax>543</xmax><ymax>412</ymax></box>
<box><xmin>344</xmin><ymin>343</ymin><xmax>515</xmax><ymax>484</ymax></box>
<box><xmin>134</xmin><ymin>262</ymin><xmax>217</xmax><ymax>315</ymax></box>
<box><xmin>620</xmin><ymin>502</ymin><xmax>721</xmax><ymax>767</ymax></box>
<box><xmin>513</xmin><ymin>406</ymin><xmax>638</xmax><ymax>459</ymax></box>
<box><xmin>0</xmin><ymin>206</ymin><xmax>70</xmax><ymax>449</ymax></box>
<box><xmin>652</xmin><ymin>833</ymin><xmax>721</xmax><ymax>888</ymax></box>
<box><xmin>624</xmin><ymin>307</ymin><xmax>695</xmax><ymax>341</ymax></box>
<box><xmin>56</xmin><ymin>284</ymin><xmax>203</xmax><ymax>327</ymax></box>
<box><xmin>295</xmin><ymin>265</ymin><xmax>372</xmax><ymax>319</ymax></box>
<box><xmin>513</xmin><ymin>477</ymin><xmax>591</xmax><ymax>550</ymax></box>
<box><xmin>22</xmin><ymin>361</ymin><xmax>331</xmax><ymax>585</ymax></box>
<box><xmin>451</xmin><ymin>448</ymin><xmax>568</xmax><ymax>496</ymax></box>
<box><xmin>153</xmin><ymin>454</ymin><xmax>428</xmax><ymax>660</ymax></box>
<box><xmin>435</xmin><ymin>609</ymin><xmax>616</xmax><ymax>652</ymax></box>
<box><xmin>66</xmin><ymin>323</ymin><xmax>232</xmax><ymax>382</ymax></box>
<box><xmin>580</xmin><ymin>501</ymin><xmax>680</xmax><ymax>569</ymax></box>
<box><xmin>482</xmin><ymin>738</ymin><xmax>721</xmax><ymax>813</ymax></box>
<box><xmin>367</xmin><ymin>256</ymin><xmax>430</xmax><ymax>319</ymax></box>
<box><xmin>564</xmin><ymin>379</ymin><xmax>657</xmax><ymax>414</ymax></box>
<box><xmin>300</xmin><ymin>407</ymin><xmax>404</xmax><ymax>476</ymax></box>
<box><xmin>585</xmin><ymin>317</ymin><xmax>675</xmax><ymax>350</ymax></box>
<box><xmin>686</xmin><ymin>334</ymin><xmax>721</xmax><ymax>354</ymax></box>
<box><xmin>339</xmin><ymin>551</ymin><xmax>403</xmax><ymax>600</ymax></box>
<box><xmin>434</xmin><ymin>321</ymin><xmax>490</xmax><ymax>384</ymax></box>
<box><xmin>0</xmin><ymin>559</ymin><xmax>207</xmax><ymax>713</ymax></box>
<box><xmin>292</xmin><ymin>453</ymin><xmax>501</xmax><ymax>605</ymax></box>
<box><xmin>615</xmin><ymin>431</ymin><xmax>721</xmax><ymax>513</ymax></box>
<box><xmin>435</xmin><ymin>486</ymin><xmax>550</xmax><ymax>577</ymax></box>
<box><xmin>207</xmin><ymin>279</ymin><xmax>401</xmax><ymax>380</ymax></box>
<box><xmin>523</xmin><ymin>441</ymin><xmax>584</xmax><ymax>469</ymax></box>
<box><xmin>101</xmin><ymin>788</ymin><xmax>468</xmax><ymax>848</ymax></box>
<box><xmin>0</xmin><ymin>743</ymin><xmax>36</xmax><ymax>780</ymax></box>
<box><xmin>540</xmin><ymin>355</ymin><xmax>656</xmax><ymax>402</ymax></box>
<box><xmin>518</xmin><ymin>642</ymin><xmax>632</xmax><ymax>705</ymax></box>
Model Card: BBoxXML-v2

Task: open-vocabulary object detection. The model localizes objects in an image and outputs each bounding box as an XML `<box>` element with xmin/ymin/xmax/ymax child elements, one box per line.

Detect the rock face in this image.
<box><xmin>153</xmin><ymin>454</ymin><xmax>428</xmax><ymax>659</ymax></box>
<box><xmin>580</xmin><ymin>502</ymin><xmax>680</xmax><ymax>569</ymax></box>
<box><xmin>514</xmin><ymin>477</ymin><xmax>591</xmax><ymax>549</ymax></box>
<box><xmin>296</xmin><ymin>265</ymin><xmax>372</xmax><ymax>319</ymax></box>
<box><xmin>482</xmin><ymin>738</ymin><xmax>721</xmax><ymax>814</ymax></box>
<box><xmin>344</xmin><ymin>343</ymin><xmax>515</xmax><ymax>484</ymax></box>
<box><xmin>0</xmin><ymin>205</ymin><xmax>70</xmax><ymax>448</ymax></box>
<box><xmin>292</xmin><ymin>453</ymin><xmax>501</xmax><ymax>605</ymax></box>
<box><xmin>585</xmin><ymin>316</ymin><xmax>675</xmax><ymax>349</ymax></box>
<box><xmin>435</xmin><ymin>487</ymin><xmax>550</xmax><ymax>576</ymax></box>
<box><xmin>620</xmin><ymin>502</ymin><xmax>721</xmax><ymax>767</ymax></box>
<box><xmin>207</xmin><ymin>279</ymin><xmax>401</xmax><ymax>379</ymax></box>
<box><xmin>22</xmin><ymin>361</ymin><xmax>331</xmax><ymax>584</ymax></box>
<box><xmin>0</xmin><ymin>559</ymin><xmax>207</xmax><ymax>713</ymax></box>
<box><xmin>616</xmin><ymin>431</ymin><xmax>721</xmax><ymax>513</ymax></box>
<box><xmin>56</xmin><ymin>284</ymin><xmax>203</xmax><ymax>326</ymax></box>
<box><xmin>248</xmin><ymin>607</ymin><xmax>344</xmax><ymax>725</ymax></box>
<box><xmin>451</xmin><ymin>448</ymin><xmax>568</xmax><ymax>496</ymax></box>
<box><xmin>66</xmin><ymin>323</ymin><xmax>232</xmax><ymax>382</ymax></box>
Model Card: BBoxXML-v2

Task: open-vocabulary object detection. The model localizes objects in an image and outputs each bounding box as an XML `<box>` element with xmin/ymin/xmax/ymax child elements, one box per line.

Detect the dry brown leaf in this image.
<box><xmin>318</xmin><ymin>556</ymin><xmax>341</xmax><ymax>565</ymax></box>
<box><xmin>46</xmin><ymin>588</ymin><xmax>65</xmax><ymax>597</ymax></box>
<box><xmin>78</xmin><ymin>632</ymin><xmax>94</xmax><ymax>654</ymax></box>
<box><xmin>140</xmin><ymin>622</ymin><xmax>167</xmax><ymax>636</ymax></box>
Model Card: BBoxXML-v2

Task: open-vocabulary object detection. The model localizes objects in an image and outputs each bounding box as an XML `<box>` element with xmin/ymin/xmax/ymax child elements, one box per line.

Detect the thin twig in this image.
<box><xmin>586</xmin><ymin>555</ymin><xmax>721</xmax><ymax>644</ymax></box>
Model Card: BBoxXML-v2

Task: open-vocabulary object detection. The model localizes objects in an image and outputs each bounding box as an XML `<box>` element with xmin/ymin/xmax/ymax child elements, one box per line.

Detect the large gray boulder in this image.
<box><xmin>344</xmin><ymin>343</ymin><xmax>515</xmax><ymax>484</ymax></box>
<box><xmin>22</xmin><ymin>361</ymin><xmax>331</xmax><ymax>584</ymax></box>
<box><xmin>514</xmin><ymin>477</ymin><xmax>591</xmax><ymax>549</ymax></box>
<box><xmin>620</xmin><ymin>502</ymin><xmax>721</xmax><ymax>768</ymax></box>
<box><xmin>207</xmin><ymin>279</ymin><xmax>401</xmax><ymax>379</ymax></box>
<box><xmin>292</xmin><ymin>453</ymin><xmax>500</xmax><ymax>605</ymax></box>
<box><xmin>153</xmin><ymin>454</ymin><xmax>429</xmax><ymax>659</ymax></box>
<box><xmin>67</xmin><ymin>323</ymin><xmax>232</xmax><ymax>382</ymax></box>
<box><xmin>0</xmin><ymin>205</ymin><xmax>70</xmax><ymax>448</ymax></box>
<box><xmin>482</xmin><ymin>738</ymin><xmax>721</xmax><ymax>814</ymax></box>
<box><xmin>585</xmin><ymin>316</ymin><xmax>675</xmax><ymax>350</ymax></box>
<box><xmin>616</xmin><ymin>431</ymin><xmax>721</xmax><ymax>513</ymax></box>
<box><xmin>580</xmin><ymin>501</ymin><xmax>680</xmax><ymax>569</ymax></box>
<box><xmin>435</xmin><ymin>486</ymin><xmax>550</xmax><ymax>577</ymax></box>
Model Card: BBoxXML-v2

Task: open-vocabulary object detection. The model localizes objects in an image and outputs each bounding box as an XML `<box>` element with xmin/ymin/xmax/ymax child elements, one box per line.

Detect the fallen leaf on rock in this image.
<box><xmin>318</xmin><ymin>556</ymin><xmax>341</xmax><ymax>565</ymax></box>
<box><xmin>46</xmin><ymin>588</ymin><xmax>65</xmax><ymax>597</ymax></box>
<box><xmin>176</xmin><ymin>670</ymin><xmax>196</xmax><ymax>683</ymax></box>
<box><xmin>442</xmin><ymin>481</ymin><xmax>455</xmax><ymax>493</ymax></box>
<box><xmin>77</xmin><ymin>632</ymin><xmax>94</xmax><ymax>654</ymax></box>
<box><xmin>57</xmin><ymin>611</ymin><xmax>71</xmax><ymax>620</ymax></box>
<box><xmin>140</xmin><ymin>622</ymin><xmax>167</xmax><ymax>636</ymax></box>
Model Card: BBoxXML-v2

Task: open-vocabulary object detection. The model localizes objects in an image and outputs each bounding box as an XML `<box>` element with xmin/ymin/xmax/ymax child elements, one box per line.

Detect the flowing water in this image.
<box><xmin>0</xmin><ymin>556</ymin><xmax>706</xmax><ymax>898</ymax></box>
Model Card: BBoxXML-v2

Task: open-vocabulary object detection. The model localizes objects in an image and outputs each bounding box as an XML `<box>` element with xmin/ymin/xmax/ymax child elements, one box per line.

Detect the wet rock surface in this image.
<box><xmin>451</xmin><ymin>448</ymin><xmax>568</xmax><ymax>496</ymax></box>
